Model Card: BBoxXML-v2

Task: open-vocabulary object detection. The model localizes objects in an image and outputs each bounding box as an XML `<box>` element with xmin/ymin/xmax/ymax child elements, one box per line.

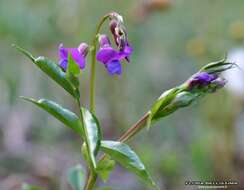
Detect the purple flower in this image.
<box><xmin>186</xmin><ymin>71</ymin><xmax>228</xmax><ymax>92</ymax></box>
<box><xmin>188</xmin><ymin>72</ymin><xmax>218</xmax><ymax>89</ymax></box>
<box><xmin>96</xmin><ymin>34</ymin><xmax>132</xmax><ymax>75</ymax></box>
<box><xmin>59</xmin><ymin>43</ymin><xmax>89</xmax><ymax>71</ymax></box>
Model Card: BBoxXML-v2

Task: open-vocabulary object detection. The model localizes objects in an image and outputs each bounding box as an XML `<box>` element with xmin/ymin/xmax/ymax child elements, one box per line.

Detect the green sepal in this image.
<box><xmin>97</xmin><ymin>157</ymin><xmax>116</xmax><ymax>182</ymax></box>
<box><xmin>199</xmin><ymin>57</ymin><xmax>235</xmax><ymax>74</ymax></box>
<box><xmin>150</xmin><ymin>87</ymin><xmax>180</xmax><ymax>122</ymax></box>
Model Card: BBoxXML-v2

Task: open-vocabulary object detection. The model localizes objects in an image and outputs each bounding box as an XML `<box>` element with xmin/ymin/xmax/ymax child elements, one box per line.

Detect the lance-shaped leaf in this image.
<box><xmin>100</xmin><ymin>141</ymin><xmax>157</xmax><ymax>188</ymax></box>
<box><xmin>21</xmin><ymin>97</ymin><xmax>83</xmax><ymax>136</ymax></box>
<box><xmin>13</xmin><ymin>45</ymin><xmax>79</xmax><ymax>98</ymax></box>
<box><xmin>67</xmin><ymin>165</ymin><xmax>86</xmax><ymax>190</ymax></box>
<box><xmin>81</xmin><ymin>107</ymin><xmax>102</xmax><ymax>170</ymax></box>
<box><xmin>199</xmin><ymin>57</ymin><xmax>235</xmax><ymax>74</ymax></box>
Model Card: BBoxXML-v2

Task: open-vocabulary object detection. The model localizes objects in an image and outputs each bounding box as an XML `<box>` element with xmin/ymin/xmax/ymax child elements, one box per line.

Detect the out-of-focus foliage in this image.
<box><xmin>1</xmin><ymin>0</ymin><xmax>244</xmax><ymax>189</ymax></box>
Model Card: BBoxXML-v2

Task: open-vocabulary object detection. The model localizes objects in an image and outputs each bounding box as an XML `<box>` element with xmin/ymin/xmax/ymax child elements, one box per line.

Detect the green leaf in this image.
<box><xmin>21</xmin><ymin>97</ymin><xmax>83</xmax><ymax>136</ymax></box>
<box><xmin>67</xmin><ymin>165</ymin><xmax>86</xmax><ymax>190</ymax></box>
<box><xmin>21</xmin><ymin>183</ymin><xmax>42</xmax><ymax>190</ymax></box>
<box><xmin>97</xmin><ymin>157</ymin><xmax>116</xmax><ymax>182</ymax></box>
<box><xmin>199</xmin><ymin>57</ymin><xmax>235</xmax><ymax>74</ymax></box>
<box><xmin>81</xmin><ymin>107</ymin><xmax>102</xmax><ymax>170</ymax></box>
<box><xmin>66</xmin><ymin>53</ymin><xmax>80</xmax><ymax>88</ymax></box>
<box><xmin>13</xmin><ymin>45</ymin><xmax>79</xmax><ymax>98</ymax></box>
<box><xmin>67</xmin><ymin>53</ymin><xmax>80</xmax><ymax>76</ymax></box>
<box><xmin>100</xmin><ymin>141</ymin><xmax>158</xmax><ymax>189</ymax></box>
<box><xmin>152</xmin><ymin>91</ymin><xmax>198</xmax><ymax>120</ymax></box>
<box><xmin>151</xmin><ymin>88</ymin><xmax>179</xmax><ymax>117</ymax></box>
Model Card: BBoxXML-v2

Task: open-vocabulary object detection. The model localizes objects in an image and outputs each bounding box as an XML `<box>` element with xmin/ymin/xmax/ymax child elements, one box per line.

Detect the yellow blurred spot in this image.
<box><xmin>230</xmin><ymin>21</ymin><xmax>244</xmax><ymax>40</ymax></box>
<box><xmin>186</xmin><ymin>38</ymin><xmax>206</xmax><ymax>57</ymax></box>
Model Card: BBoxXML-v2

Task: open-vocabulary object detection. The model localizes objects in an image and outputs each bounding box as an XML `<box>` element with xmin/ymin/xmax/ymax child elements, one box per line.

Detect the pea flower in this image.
<box><xmin>59</xmin><ymin>43</ymin><xmax>89</xmax><ymax>71</ymax></box>
<box><xmin>96</xmin><ymin>34</ymin><xmax>132</xmax><ymax>75</ymax></box>
<box><xmin>187</xmin><ymin>72</ymin><xmax>226</xmax><ymax>92</ymax></box>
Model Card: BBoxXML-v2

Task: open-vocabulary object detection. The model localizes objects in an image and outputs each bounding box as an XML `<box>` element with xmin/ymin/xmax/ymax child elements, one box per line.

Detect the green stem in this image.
<box><xmin>119</xmin><ymin>112</ymin><xmax>150</xmax><ymax>142</ymax></box>
<box><xmin>84</xmin><ymin>172</ymin><xmax>97</xmax><ymax>190</ymax></box>
<box><xmin>77</xmin><ymin>98</ymin><xmax>97</xmax><ymax>190</ymax></box>
<box><xmin>89</xmin><ymin>14</ymin><xmax>110</xmax><ymax>114</ymax></box>
<box><xmin>85</xmin><ymin>13</ymin><xmax>110</xmax><ymax>190</ymax></box>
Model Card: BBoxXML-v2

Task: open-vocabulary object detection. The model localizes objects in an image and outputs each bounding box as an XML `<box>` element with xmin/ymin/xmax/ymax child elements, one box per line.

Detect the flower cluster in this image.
<box><xmin>151</xmin><ymin>59</ymin><xmax>234</xmax><ymax>121</ymax></box>
<box><xmin>58</xmin><ymin>12</ymin><xmax>133</xmax><ymax>75</ymax></box>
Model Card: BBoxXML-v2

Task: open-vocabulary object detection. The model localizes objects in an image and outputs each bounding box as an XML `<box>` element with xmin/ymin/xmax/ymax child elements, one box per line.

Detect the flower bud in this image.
<box><xmin>186</xmin><ymin>72</ymin><xmax>227</xmax><ymax>93</ymax></box>
<box><xmin>98</xmin><ymin>34</ymin><xmax>111</xmax><ymax>48</ymax></box>
<box><xmin>208</xmin><ymin>78</ymin><xmax>227</xmax><ymax>92</ymax></box>
<box><xmin>78</xmin><ymin>43</ymin><xmax>89</xmax><ymax>57</ymax></box>
<box><xmin>109</xmin><ymin>12</ymin><xmax>124</xmax><ymax>23</ymax></box>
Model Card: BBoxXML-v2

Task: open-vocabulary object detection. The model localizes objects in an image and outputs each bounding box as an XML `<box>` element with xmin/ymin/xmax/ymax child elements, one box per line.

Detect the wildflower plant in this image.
<box><xmin>14</xmin><ymin>12</ymin><xmax>234</xmax><ymax>190</ymax></box>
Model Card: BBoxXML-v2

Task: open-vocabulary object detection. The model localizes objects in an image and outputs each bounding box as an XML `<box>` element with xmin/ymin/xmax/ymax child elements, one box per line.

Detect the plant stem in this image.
<box><xmin>77</xmin><ymin>98</ymin><xmax>97</xmax><ymax>190</ymax></box>
<box><xmin>119</xmin><ymin>112</ymin><xmax>150</xmax><ymax>142</ymax></box>
<box><xmin>89</xmin><ymin>14</ymin><xmax>110</xmax><ymax>114</ymax></box>
<box><xmin>84</xmin><ymin>172</ymin><xmax>97</xmax><ymax>190</ymax></box>
<box><xmin>85</xmin><ymin>13</ymin><xmax>110</xmax><ymax>190</ymax></box>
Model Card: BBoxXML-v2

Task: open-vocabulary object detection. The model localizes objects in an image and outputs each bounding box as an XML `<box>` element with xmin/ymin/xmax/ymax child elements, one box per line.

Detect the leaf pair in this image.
<box><xmin>71</xmin><ymin>141</ymin><xmax>159</xmax><ymax>189</ymax></box>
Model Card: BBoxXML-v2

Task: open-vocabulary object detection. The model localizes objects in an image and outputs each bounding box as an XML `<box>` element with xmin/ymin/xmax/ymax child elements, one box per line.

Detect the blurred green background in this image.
<box><xmin>1</xmin><ymin>0</ymin><xmax>244</xmax><ymax>189</ymax></box>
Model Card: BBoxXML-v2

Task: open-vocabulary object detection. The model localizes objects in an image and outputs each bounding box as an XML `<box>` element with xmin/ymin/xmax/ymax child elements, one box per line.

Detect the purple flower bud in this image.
<box><xmin>188</xmin><ymin>72</ymin><xmax>217</xmax><ymax>88</ymax></box>
<box><xmin>59</xmin><ymin>43</ymin><xmax>89</xmax><ymax>71</ymax></box>
<box><xmin>109</xmin><ymin>12</ymin><xmax>124</xmax><ymax>23</ymax></box>
<box><xmin>187</xmin><ymin>72</ymin><xmax>226</xmax><ymax>92</ymax></box>
<box><xmin>208</xmin><ymin>78</ymin><xmax>227</xmax><ymax>92</ymax></box>
<box><xmin>78</xmin><ymin>43</ymin><xmax>89</xmax><ymax>57</ymax></box>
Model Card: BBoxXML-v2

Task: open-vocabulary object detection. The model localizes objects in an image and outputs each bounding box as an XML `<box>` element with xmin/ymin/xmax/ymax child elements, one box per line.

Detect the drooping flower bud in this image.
<box><xmin>109</xmin><ymin>12</ymin><xmax>124</xmax><ymax>24</ymax></box>
<box><xmin>108</xmin><ymin>12</ymin><xmax>133</xmax><ymax>62</ymax></box>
